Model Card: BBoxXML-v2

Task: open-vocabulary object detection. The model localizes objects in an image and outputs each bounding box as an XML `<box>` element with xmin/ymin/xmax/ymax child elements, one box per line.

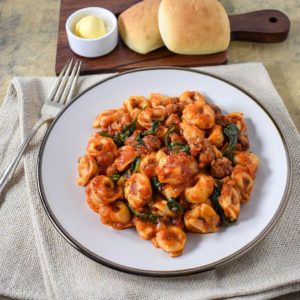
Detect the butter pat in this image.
<box><xmin>75</xmin><ymin>15</ymin><xmax>107</xmax><ymax>39</ymax></box>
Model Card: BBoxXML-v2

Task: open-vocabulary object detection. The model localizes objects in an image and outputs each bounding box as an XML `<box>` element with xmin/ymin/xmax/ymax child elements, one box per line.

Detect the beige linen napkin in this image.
<box><xmin>0</xmin><ymin>63</ymin><xmax>299</xmax><ymax>300</ymax></box>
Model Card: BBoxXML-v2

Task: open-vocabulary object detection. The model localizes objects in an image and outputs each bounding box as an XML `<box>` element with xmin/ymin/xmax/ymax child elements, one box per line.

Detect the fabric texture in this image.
<box><xmin>0</xmin><ymin>63</ymin><xmax>299</xmax><ymax>300</ymax></box>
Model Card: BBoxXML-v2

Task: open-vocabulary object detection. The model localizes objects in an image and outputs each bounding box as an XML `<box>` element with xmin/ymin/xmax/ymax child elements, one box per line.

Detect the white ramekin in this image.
<box><xmin>65</xmin><ymin>7</ymin><xmax>118</xmax><ymax>58</ymax></box>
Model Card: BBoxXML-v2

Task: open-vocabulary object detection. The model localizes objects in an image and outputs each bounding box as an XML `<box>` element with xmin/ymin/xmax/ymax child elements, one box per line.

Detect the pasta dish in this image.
<box><xmin>77</xmin><ymin>91</ymin><xmax>259</xmax><ymax>257</ymax></box>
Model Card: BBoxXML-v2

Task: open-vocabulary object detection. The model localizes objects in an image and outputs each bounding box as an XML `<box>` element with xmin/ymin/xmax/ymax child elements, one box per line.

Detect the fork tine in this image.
<box><xmin>65</xmin><ymin>60</ymin><xmax>82</xmax><ymax>104</ymax></box>
<box><xmin>47</xmin><ymin>58</ymin><xmax>71</xmax><ymax>102</ymax></box>
<box><xmin>59</xmin><ymin>60</ymin><xmax>80</xmax><ymax>105</ymax></box>
<box><xmin>52</xmin><ymin>58</ymin><xmax>74</xmax><ymax>103</ymax></box>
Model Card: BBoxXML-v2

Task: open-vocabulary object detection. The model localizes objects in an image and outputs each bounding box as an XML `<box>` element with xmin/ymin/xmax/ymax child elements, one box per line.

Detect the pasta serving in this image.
<box><xmin>77</xmin><ymin>91</ymin><xmax>259</xmax><ymax>257</ymax></box>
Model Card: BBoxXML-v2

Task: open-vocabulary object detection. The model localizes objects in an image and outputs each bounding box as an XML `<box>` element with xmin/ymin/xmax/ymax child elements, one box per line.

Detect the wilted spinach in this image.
<box><xmin>136</xmin><ymin>132</ymin><xmax>145</xmax><ymax>145</ymax></box>
<box><xmin>223</xmin><ymin>123</ymin><xmax>239</xmax><ymax>161</ymax></box>
<box><xmin>128</xmin><ymin>206</ymin><xmax>161</xmax><ymax>224</ymax></box>
<box><xmin>164</xmin><ymin>127</ymin><xmax>190</xmax><ymax>153</ymax></box>
<box><xmin>143</xmin><ymin>119</ymin><xmax>161</xmax><ymax>136</ymax></box>
<box><xmin>167</xmin><ymin>197</ymin><xmax>185</xmax><ymax>214</ymax></box>
<box><xmin>210</xmin><ymin>184</ymin><xmax>236</xmax><ymax>226</ymax></box>
<box><xmin>169</xmin><ymin>142</ymin><xmax>190</xmax><ymax>153</ymax></box>
<box><xmin>98</xmin><ymin>131</ymin><xmax>112</xmax><ymax>138</ymax></box>
<box><xmin>110</xmin><ymin>174</ymin><xmax>121</xmax><ymax>182</ymax></box>
<box><xmin>130</xmin><ymin>156</ymin><xmax>141</xmax><ymax>173</ymax></box>
<box><xmin>110</xmin><ymin>156</ymin><xmax>141</xmax><ymax>183</ymax></box>
<box><xmin>151</xmin><ymin>176</ymin><xmax>163</xmax><ymax>192</ymax></box>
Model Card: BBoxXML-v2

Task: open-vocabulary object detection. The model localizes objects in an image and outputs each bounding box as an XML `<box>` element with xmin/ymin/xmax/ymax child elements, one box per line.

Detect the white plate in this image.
<box><xmin>38</xmin><ymin>68</ymin><xmax>291</xmax><ymax>276</ymax></box>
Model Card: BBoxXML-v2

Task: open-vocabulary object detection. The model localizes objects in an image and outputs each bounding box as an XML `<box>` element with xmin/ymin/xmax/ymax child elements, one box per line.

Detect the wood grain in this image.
<box><xmin>55</xmin><ymin>0</ymin><xmax>228</xmax><ymax>75</ymax></box>
<box><xmin>230</xmin><ymin>10</ymin><xmax>290</xmax><ymax>42</ymax></box>
<box><xmin>55</xmin><ymin>0</ymin><xmax>290</xmax><ymax>75</ymax></box>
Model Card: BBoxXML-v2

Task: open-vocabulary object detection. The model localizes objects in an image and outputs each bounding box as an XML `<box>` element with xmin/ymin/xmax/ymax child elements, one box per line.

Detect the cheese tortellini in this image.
<box><xmin>99</xmin><ymin>201</ymin><xmax>132</xmax><ymax>230</ymax></box>
<box><xmin>92</xmin><ymin>108</ymin><xmax>131</xmax><ymax>134</ymax></box>
<box><xmin>77</xmin><ymin>154</ymin><xmax>98</xmax><ymax>186</ymax></box>
<box><xmin>185</xmin><ymin>174</ymin><xmax>214</xmax><ymax>203</ymax></box>
<box><xmin>184</xmin><ymin>201</ymin><xmax>220</xmax><ymax>233</ymax></box>
<box><xmin>138</xmin><ymin>107</ymin><xmax>165</xmax><ymax>129</ymax></box>
<box><xmin>77</xmin><ymin>91</ymin><xmax>259</xmax><ymax>257</ymax></box>
<box><xmin>154</xmin><ymin>224</ymin><xmax>186</xmax><ymax>257</ymax></box>
<box><xmin>156</xmin><ymin>151</ymin><xmax>199</xmax><ymax>186</ymax></box>
<box><xmin>86</xmin><ymin>175</ymin><xmax>123</xmax><ymax>209</ymax></box>
<box><xmin>182</xmin><ymin>102</ymin><xmax>215</xmax><ymax>129</ymax></box>
<box><xmin>124</xmin><ymin>173</ymin><xmax>152</xmax><ymax>212</ymax></box>
<box><xmin>123</xmin><ymin>95</ymin><xmax>149</xmax><ymax>119</ymax></box>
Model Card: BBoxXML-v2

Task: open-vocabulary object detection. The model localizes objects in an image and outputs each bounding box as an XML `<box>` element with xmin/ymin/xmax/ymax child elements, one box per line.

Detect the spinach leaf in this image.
<box><xmin>114</xmin><ymin>106</ymin><xmax>148</xmax><ymax>147</ymax></box>
<box><xmin>167</xmin><ymin>197</ymin><xmax>185</xmax><ymax>214</ymax></box>
<box><xmin>151</xmin><ymin>176</ymin><xmax>163</xmax><ymax>192</ymax></box>
<box><xmin>136</xmin><ymin>132</ymin><xmax>145</xmax><ymax>145</ymax></box>
<box><xmin>110</xmin><ymin>156</ymin><xmax>140</xmax><ymax>183</ymax></box>
<box><xmin>99</xmin><ymin>107</ymin><xmax>148</xmax><ymax>147</ymax></box>
<box><xmin>114</xmin><ymin>115</ymin><xmax>139</xmax><ymax>147</ymax></box>
<box><xmin>169</xmin><ymin>142</ymin><xmax>190</xmax><ymax>153</ymax></box>
<box><xmin>116</xmin><ymin>170</ymin><xmax>131</xmax><ymax>186</ymax></box>
<box><xmin>164</xmin><ymin>126</ymin><xmax>190</xmax><ymax>153</ymax></box>
<box><xmin>136</xmin><ymin>120</ymin><xmax>161</xmax><ymax>146</ymax></box>
<box><xmin>210</xmin><ymin>184</ymin><xmax>236</xmax><ymax>226</ymax></box>
<box><xmin>110</xmin><ymin>174</ymin><xmax>121</xmax><ymax>182</ymax></box>
<box><xmin>143</xmin><ymin>119</ymin><xmax>161</xmax><ymax>136</ymax></box>
<box><xmin>164</xmin><ymin>126</ymin><xmax>177</xmax><ymax>147</ymax></box>
<box><xmin>98</xmin><ymin>131</ymin><xmax>112</xmax><ymax>138</ymax></box>
<box><xmin>128</xmin><ymin>206</ymin><xmax>161</xmax><ymax>224</ymax></box>
<box><xmin>130</xmin><ymin>156</ymin><xmax>141</xmax><ymax>173</ymax></box>
<box><xmin>223</xmin><ymin>123</ymin><xmax>239</xmax><ymax>161</ymax></box>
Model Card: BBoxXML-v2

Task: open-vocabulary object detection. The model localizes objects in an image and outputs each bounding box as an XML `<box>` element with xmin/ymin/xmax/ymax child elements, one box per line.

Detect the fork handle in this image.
<box><xmin>0</xmin><ymin>116</ymin><xmax>51</xmax><ymax>194</ymax></box>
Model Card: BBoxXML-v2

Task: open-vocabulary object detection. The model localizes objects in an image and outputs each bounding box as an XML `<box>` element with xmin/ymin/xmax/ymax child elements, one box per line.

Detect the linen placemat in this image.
<box><xmin>0</xmin><ymin>63</ymin><xmax>299</xmax><ymax>300</ymax></box>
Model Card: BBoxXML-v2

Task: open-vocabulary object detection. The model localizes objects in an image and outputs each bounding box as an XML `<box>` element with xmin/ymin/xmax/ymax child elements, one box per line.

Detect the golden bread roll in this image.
<box><xmin>118</xmin><ymin>0</ymin><xmax>164</xmax><ymax>54</ymax></box>
<box><xmin>158</xmin><ymin>0</ymin><xmax>230</xmax><ymax>55</ymax></box>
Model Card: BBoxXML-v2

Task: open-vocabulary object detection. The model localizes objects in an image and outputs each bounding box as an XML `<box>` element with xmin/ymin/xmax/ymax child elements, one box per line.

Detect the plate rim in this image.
<box><xmin>37</xmin><ymin>66</ymin><xmax>292</xmax><ymax>277</ymax></box>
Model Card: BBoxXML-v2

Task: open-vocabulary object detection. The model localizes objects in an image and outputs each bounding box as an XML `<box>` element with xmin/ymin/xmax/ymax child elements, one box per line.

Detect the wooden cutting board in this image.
<box><xmin>55</xmin><ymin>0</ymin><xmax>290</xmax><ymax>75</ymax></box>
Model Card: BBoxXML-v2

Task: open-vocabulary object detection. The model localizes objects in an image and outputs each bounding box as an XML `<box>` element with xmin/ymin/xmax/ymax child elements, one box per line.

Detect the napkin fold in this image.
<box><xmin>0</xmin><ymin>63</ymin><xmax>300</xmax><ymax>300</ymax></box>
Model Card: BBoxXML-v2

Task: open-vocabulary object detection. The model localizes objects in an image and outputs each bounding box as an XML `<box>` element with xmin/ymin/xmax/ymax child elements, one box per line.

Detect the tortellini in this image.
<box><xmin>92</xmin><ymin>108</ymin><xmax>131</xmax><ymax>134</ymax></box>
<box><xmin>156</xmin><ymin>151</ymin><xmax>199</xmax><ymax>186</ymax></box>
<box><xmin>149</xmin><ymin>93</ymin><xmax>175</xmax><ymax>108</ymax></box>
<box><xmin>77</xmin><ymin>154</ymin><xmax>98</xmax><ymax>186</ymax></box>
<box><xmin>161</xmin><ymin>184</ymin><xmax>185</xmax><ymax>199</ymax></box>
<box><xmin>233</xmin><ymin>151</ymin><xmax>259</xmax><ymax>178</ymax></box>
<box><xmin>152</xmin><ymin>199</ymin><xmax>175</xmax><ymax>217</ymax></box>
<box><xmin>77</xmin><ymin>91</ymin><xmax>259</xmax><ymax>257</ymax></box>
<box><xmin>86</xmin><ymin>175</ymin><xmax>123</xmax><ymax>207</ymax></box>
<box><xmin>138</xmin><ymin>107</ymin><xmax>165</xmax><ymax>129</ymax></box>
<box><xmin>185</xmin><ymin>174</ymin><xmax>214</xmax><ymax>203</ymax></box>
<box><xmin>99</xmin><ymin>201</ymin><xmax>132</xmax><ymax>230</ymax></box>
<box><xmin>180</xmin><ymin>119</ymin><xmax>205</xmax><ymax>141</ymax></box>
<box><xmin>155</xmin><ymin>224</ymin><xmax>186</xmax><ymax>257</ymax></box>
<box><xmin>224</xmin><ymin>112</ymin><xmax>247</xmax><ymax>134</ymax></box>
<box><xmin>179</xmin><ymin>91</ymin><xmax>206</xmax><ymax>105</ymax></box>
<box><xmin>207</xmin><ymin>125</ymin><xmax>225</xmax><ymax>147</ymax></box>
<box><xmin>218</xmin><ymin>180</ymin><xmax>241</xmax><ymax>221</ymax></box>
<box><xmin>231</xmin><ymin>165</ymin><xmax>254</xmax><ymax>203</ymax></box>
<box><xmin>182</xmin><ymin>102</ymin><xmax>215</xmax><ymax>129</ymax></box>
<box><xmin>114</xmin><ymin>146</ymin><xmax>138</xmax><ymax>172</ymax></box>
<box><xmin>124</xmin><ymin>173</ymin><xmax>152</xmax><ymax>212</ymax></box>
<box><xmin>140</xmin><ymin>153</ymin><xmax>157</xmax><ymax>178</ymax></box>
<box><xmin>184</xmin><ymin>201</ymin><xmax>220</xmax><ymax>233</ymax></box>
<box><xmin>133</xmin><ymin>217</ymin><xmax>157</xmax><ymax>240</ymax></box>
<box><xmin>87</xmin><ymin>133</ymin><xmax>118</xmax><ymax>170</ymax></box>
<box><xmin>123</xmin><ymin>96</ymin><xmax>149</xmax><ymax>119</ymax></box>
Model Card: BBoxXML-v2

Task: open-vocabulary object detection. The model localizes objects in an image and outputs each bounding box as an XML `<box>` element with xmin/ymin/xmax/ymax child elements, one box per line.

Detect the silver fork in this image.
<box><xmin>0</xmin><ymin>59</ymin><xmax>82</xmax><ymax>194</ymax></box>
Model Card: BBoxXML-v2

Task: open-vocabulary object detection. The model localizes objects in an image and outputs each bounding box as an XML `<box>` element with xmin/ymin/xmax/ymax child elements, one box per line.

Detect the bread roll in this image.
<box><xmin>118</xmin><ymin>0</ymin><xmax>164</xmax><ymax>54</ymax></box>
<box><xmin>158</xmin><ymin>0</ymin><xmax>230</xmax><ymax>55</ymax></box>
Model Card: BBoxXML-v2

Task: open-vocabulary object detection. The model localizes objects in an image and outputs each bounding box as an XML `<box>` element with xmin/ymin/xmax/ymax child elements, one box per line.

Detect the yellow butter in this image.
<box><xmin>75</xmin><ymin>15</ymin><xmax>107</xmax><ymax>39</ymax></box>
